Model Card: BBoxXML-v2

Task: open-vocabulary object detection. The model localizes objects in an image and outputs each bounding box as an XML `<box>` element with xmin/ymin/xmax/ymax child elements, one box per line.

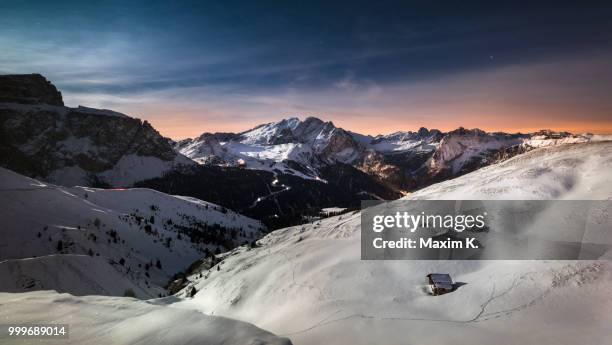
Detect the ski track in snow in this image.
<box><xmin>278</xmin><ymin>262</ymin><xmax>555</xmax><ymax>336</ymax></box>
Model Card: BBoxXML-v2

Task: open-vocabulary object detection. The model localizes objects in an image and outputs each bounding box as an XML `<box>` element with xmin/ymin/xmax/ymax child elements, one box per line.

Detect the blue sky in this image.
<box><xmin>2</xmin><ymin>1</ymin><xmax>612</xmax><ymax>137</ymax></box>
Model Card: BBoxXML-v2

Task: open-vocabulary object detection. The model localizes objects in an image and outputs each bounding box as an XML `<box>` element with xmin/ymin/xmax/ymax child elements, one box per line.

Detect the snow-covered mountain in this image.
<box><xmin>1</xmin><ymin>74</ymin><xmax>595</xmax><ymax>231</ymax></box>
<box><xmin>426</xmin><ymin>128</ymin><xmax>591</xmax><ymax>177</ymax></box>
<box><xmin>170</xmin><ymin>142</ymin><xmax>612</xmax><ymax>345</ymax></box>
<box><xmin>177</xmin><ymin>116</ymin><xmax>592</xmax><ymax>191</ymax></box>
<box><xmin>168</xmin><ymin>116</ymin><xmax>595</xmax><ymax>228</ymax></box>
<box><xmin>0</xmin><ymin>167</ymin><xmax>264</xmax><ymax>298</ymax></box>
<box><xmin>176</xmin><ymin>117</ymin><xmax>363</xmax><ymax>180</ymax></box>
<box><xmin>1</xmin><ymin>73</ymin><xmax>610</xmax><ymax>345</ymax></box>
<box><xmin>0</xmin><ymin>74</ymin><xmax>398</xmax><ymax>229</ymax></box>
<box><xmin>0</xmin><ymin>74</ymin><xmax>194</xmax><ymax>187</ymax></box>
<box><xmin>409</xmin><ymin>140</ymin><xmax>612</xmax><ymax>200</ymax></box>
<box><xmin>0</xmin><ymin>291</ymin><xmax>291</xmax><ymax>345</ymax></box>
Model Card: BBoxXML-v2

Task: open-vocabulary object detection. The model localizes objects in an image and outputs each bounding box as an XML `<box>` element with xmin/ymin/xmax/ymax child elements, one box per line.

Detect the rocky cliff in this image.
<box><xmin>0</xmin><ymin>74</ymin><xmax>192</xmax><ymax>187</ymax></box>
<box><xmin>0</xmin><ymin>74</ymin><xmax>63</xmax><ymax>106</ymax></box>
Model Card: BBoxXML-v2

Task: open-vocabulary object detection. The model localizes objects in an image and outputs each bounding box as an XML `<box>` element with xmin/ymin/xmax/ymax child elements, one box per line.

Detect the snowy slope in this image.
<box><xmin>0</xmin><ymin>255</ymin><xmax>153</xmax><ymax>298</ymax></box>
<box><xmin>171</xmin><ymin>142</ymin><xmax>612</xmax><ymax>345</ymax></box>
<box><xmin>0</xmin><ymin>167</ymin><xmax>264</xmax><ymax>297</ymax></box>
<box><xmin>410</xmin><ymin>141</ymin><xmax>612</xmax><ymax>200</ymax></box>
<box><xmin>240</xmin><ymin>117</ymin><xmax>301</xmax><ymax>145</ymax></box>
<box><xmin>0</xmin><ymin>291</ymin><xmax>291</xmax><ymax>345</ymax></box>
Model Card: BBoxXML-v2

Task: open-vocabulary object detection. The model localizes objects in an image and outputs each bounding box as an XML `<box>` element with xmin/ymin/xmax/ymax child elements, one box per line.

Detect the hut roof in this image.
<box><xmin>427</xmin><ymin>273</ymin><xmax>453</xmax><ymax>285</ymax></box>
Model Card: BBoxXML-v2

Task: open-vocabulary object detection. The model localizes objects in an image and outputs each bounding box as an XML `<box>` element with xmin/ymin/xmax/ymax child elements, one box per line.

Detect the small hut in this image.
<box><xmin>426</xmin><ymin>273</ymin><xmax>453</xmax><ymax>296</ymax></box>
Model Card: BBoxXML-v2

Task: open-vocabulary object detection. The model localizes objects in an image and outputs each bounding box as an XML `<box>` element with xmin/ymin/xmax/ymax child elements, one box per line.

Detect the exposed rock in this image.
<box><xmin>0</xmin><ymin>74</ymin><xmax>192</xmax><ymax>187</ymax></box>
<box><xmin>0</xmin><ymin>74</ymin><xmax>64</xmax><ymax>106</ymax></box>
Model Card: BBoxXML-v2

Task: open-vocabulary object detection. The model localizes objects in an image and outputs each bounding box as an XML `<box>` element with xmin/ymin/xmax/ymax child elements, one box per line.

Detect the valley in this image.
<box><xmin>0</xmin><ymin>74</ymin><xmax>610</xmax><ymax>345</ymax></box>
<box><xmin>0</xmin><ymin>74</ymin><xmax>594</xmax><ymax>230</ymax></box>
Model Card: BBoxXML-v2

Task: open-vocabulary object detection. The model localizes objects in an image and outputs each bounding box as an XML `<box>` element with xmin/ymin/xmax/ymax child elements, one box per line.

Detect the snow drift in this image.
<box><xmin>0</xmin><ymin>291</ymin><xmax>291</xmax><ymax>345</ymax></box>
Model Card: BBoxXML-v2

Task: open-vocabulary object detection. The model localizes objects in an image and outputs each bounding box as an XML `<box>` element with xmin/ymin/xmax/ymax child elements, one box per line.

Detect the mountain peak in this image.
<box><xmin>280</xmin><ymin>116</ymin><xmax>301</xmax><ymax>124</ymax></box>
<box><xmin>301</xmin><ymin>116</ymin><xmax>326</xmax><ymax>124</ymax></box>
<box><xmin>446</xmin><ymin>127</ymin><xmax>487</xmax><ymax>136</ymax></box>
<box><xmin>417</xmin><ymin>127</ymin><xmax>429</xmax><ymax>136</ymax></box>
<box><xmin>0</xmin><ymin>73</ymin><xmax>63</xmax><ymax>106</ymax></box>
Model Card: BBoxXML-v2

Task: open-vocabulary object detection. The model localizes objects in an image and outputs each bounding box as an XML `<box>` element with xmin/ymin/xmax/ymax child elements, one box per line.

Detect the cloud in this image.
<box><xmin>2</xmin><ymin>20</ymin><xmax>610</xmax><ymax>139</ymax></box>
<box><xmin>53</xmin><ymin>52</ymin><xmax>611</xmax><ymax>139</ymax></box>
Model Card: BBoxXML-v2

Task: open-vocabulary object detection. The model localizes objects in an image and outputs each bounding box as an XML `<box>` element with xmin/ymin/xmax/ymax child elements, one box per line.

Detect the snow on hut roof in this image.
<box><xmin>427</xmin><ymin>273</ymin><xmax>453</xmax><ymax>284</ymax></box>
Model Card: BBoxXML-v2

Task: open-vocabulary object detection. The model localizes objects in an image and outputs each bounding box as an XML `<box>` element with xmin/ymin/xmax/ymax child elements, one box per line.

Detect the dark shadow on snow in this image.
<box><xmin>452</xmin><ymin>282</ymin><xmax>468</xmax><ymax>291</ymax></box>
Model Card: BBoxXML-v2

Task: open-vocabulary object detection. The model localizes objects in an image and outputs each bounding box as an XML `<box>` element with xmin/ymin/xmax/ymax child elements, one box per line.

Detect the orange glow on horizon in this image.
<box><xmin>147</xmin><ymin>114</ymin><xmax>612</xmax><ymax>140</ymax></box>
<box><xmin>66</xmin><ymin>53</ymin><xmax>612</xmax><ymax>140</ymax></box>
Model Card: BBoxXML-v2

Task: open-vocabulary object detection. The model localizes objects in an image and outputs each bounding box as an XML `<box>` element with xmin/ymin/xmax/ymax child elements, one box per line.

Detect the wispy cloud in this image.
<box><xmin>52</xmin><ymin>53</ymin><xmax>612</xmax><ymax>139</ymax></box>
<box><xmin>2</xmin><ymin>1</ymin><xmax>611</xmax><ymax>138</ymax></box>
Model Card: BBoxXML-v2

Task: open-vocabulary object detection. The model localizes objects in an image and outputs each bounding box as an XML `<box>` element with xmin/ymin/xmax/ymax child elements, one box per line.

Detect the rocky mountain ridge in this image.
<box><xmin>0</xmin><ymin>73</ymin><xmax>596</xmax><ymax>229</ymax></box>
<box><xmin>0</xmin><ymin>74</ymin><xmax>193</xmax><ymax>187</ymax></box>
<box><xmin>0</xmin><ymin>73</ymin><xmax>64</xmax><ymax>106</ymax></box>
<box><xmin>178</xmin><ymin>116</ymin><xmax>591</xmax><ymax>191</ymax></box>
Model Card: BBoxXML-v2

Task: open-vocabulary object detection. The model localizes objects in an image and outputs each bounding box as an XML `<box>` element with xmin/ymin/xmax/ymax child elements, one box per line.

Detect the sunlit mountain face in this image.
<box><xmin>1</xmin><ymin>1</ymin><xmax>611</xmax><ymax>138</ymax></box>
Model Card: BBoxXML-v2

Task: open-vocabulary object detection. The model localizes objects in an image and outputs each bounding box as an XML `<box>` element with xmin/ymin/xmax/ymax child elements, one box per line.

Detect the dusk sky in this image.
<box><xmin>2</xmin><ymin>1</ymin><xmax>612</xmax><ymax>138</ymax></box>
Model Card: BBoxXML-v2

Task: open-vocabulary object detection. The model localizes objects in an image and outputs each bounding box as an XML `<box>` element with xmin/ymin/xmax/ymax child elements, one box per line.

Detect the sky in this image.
<box><xmin>1</xmin><ymin>1</ymin><xmax>612</xmax><ymax>138</ymax></box>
